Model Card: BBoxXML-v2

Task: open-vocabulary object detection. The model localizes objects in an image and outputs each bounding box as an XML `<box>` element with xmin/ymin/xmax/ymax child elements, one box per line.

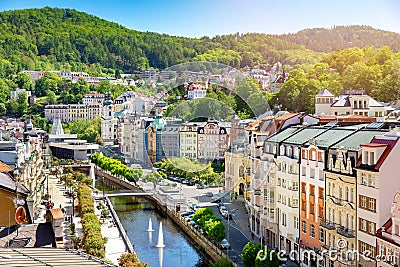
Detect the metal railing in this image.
<box><xmin>336</xmin><ymin>226</ymin><xmax>355</xmax><ymax>238</ymax></box>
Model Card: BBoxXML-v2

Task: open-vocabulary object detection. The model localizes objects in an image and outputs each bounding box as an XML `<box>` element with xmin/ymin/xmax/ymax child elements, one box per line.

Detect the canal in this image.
<box><xmin>96</xmin><ymin>180</ymin><xmax>207</xmax><ymax>267</ymax></box>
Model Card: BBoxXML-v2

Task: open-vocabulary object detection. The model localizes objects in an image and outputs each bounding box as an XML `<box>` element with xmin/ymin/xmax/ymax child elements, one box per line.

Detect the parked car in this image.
<box><xmin>206</xmin><ymin>192</ymin><xmax>213</xmax><ymax>197</ymax></box>
<box><xmin>181</xmin><ymin>211</ymin><xmax>194</xmax><ymax>217</ymax></box>
<box><xmin>221</xmin><ymin>210</ymin><xmax>228</xmax><ymax>218</ymax></box>
<box><xmin>219</xmin><ymin>205</ymin><xmax>227</xmax><ymax>213</ymax></box>
<box><xmin>220</xmin><ymin>239</ymin><xmax>231</xmax><ymax>249</ymax></box>
<box><xmin>197</xmin><ymin>184</ymin><xmax>205</xmax><ymax>189</ymax></box>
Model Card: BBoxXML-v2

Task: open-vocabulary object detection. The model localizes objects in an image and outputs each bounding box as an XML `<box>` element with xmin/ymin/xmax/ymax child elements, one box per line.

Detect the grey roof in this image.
<box><xmin>331</xmin><ymin>130</ymin><xmax>387</xmax><ymax>151</ymax></box>
<box><xmin>368</xmin><ymin>97</ymin><xmax>384</xmax><ymax>107</ymax></box>
<box><xmin>0</xmin><ymin>247</ymin><xmax>116</xmax><ymax>266</ymax></box>
<box><xmin>316</xmin><ymin>88</ymin><xmax>334</xmax><ymax>97</ymax></box>
<box><xmin>332</xmin><ymin>95</ymin><xmax>351</xmax><ymax>107</ymax></box>
<box><xmin>284</xmin><ymin>127</ymin><xmax>328</xmax><ymax>145</ymax></box>
<box><xmin>266</xmin><ymin>127</ymin><xmax>303</xmax><ymax>143</ymax></box>
<box><xmin>305</xmin><ymin>128</ymin><xmax>356</xmax><ymax>148</ymax></box>
<box><xmin>0</xmin><ymin>172</ymin><xmax>29</xmax><ymax>195</ymax></box>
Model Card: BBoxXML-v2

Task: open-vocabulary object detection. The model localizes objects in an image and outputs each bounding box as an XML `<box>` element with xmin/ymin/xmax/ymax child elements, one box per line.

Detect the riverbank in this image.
<box><xmin>93</xmin><ymin>166</ymin><xmax>237</xmax><ymax>266</ymax></box>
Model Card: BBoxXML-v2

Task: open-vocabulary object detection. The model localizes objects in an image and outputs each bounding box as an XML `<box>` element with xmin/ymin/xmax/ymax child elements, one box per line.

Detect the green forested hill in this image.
<box><xmin>280</xmin><ymin>25</ymin><xmax>400</xmax><ymax>52</ymax></box>
<box><xmin>0</xmin><ymin>7</ymin><xmax>399</xmax><ymax>76</ymax></box>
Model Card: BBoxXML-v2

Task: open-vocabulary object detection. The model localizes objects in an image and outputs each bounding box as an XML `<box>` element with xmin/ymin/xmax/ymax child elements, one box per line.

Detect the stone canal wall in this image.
<box><xmin>88</xmin><ymin>166</ymin><xmax>237</xmax><ymax>266</ymax></box>
<box><xmin>166</xmin><ymin>208</ymin><xmax>238</xmax><ymax>267</ymax></box>
<box><xmin>104</xmin><ymin>196</ymin><xmax>135</xmax><ymax>254</ymax></box>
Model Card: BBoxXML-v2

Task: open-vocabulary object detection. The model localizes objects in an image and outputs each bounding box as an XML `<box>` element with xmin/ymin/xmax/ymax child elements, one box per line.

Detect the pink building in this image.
<box><xmin>376</xmin><ymin>192</ymin><xmax>400</xmax><ymax>267</ymax></box>
<box><xmin>356</xmin><ymin>129</ymin><xmax>400</xmax><ymax>267</ymax></box>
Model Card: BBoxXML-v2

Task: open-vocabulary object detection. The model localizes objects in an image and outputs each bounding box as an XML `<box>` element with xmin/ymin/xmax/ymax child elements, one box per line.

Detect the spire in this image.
<box><xmin>51</xmin><ymin>119</ymin><xmax>64</xmax><ymax>135</ymax></box>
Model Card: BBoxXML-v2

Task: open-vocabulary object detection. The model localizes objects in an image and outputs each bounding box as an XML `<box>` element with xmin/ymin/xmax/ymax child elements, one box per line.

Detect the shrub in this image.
<box><xmin>118</xmin><ymin>253</ymin><xmax>149</xmax><ymax>267</ymax></box>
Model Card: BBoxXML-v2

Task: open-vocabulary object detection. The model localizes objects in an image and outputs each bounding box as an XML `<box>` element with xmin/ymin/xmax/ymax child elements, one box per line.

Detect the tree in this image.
<box><xmin>130</xmin><ymin>168</ymin><xmax>144</xmax><ymax>184</ymax></box>
<box><xmin>142</xmin><ymin>171</ymin><xmax>164</xmax><ymax>191</ymax></box>
<box><xmin>14</xmin><ymin>72</ymin><xmax>32</xmax><ymax>89</ymax></box>
<box><xmin>5</xmin><ymin>99</ymin><xmax>18</xmax><ymax>116</ymax></box>
<box><xmin>16</xmin><ymin>92</ymin><xmax>28</xmax><ymax>117</ymax></box>
<box><xmin>46</xmin><ymin>90</ymin><xmax>57</xmax><ymax>104</ymax></box>
<box><xmin>72</xmin><ymin>77</ymin><xmax>89</xmax><ymax>95</ymax></box>
<box><xmin>255</xmin><ymin>250</ymin><xmax>282</xmax><ymax>267</ymax></box>
<box><xmin>208</xmin><ymin>220</ymin><xmax>225</xmax><ymax>242</ymax></box>
<box><xmin>211</xmin><ymin>257</ymin><xmax>231</xmax><ymax>267</ymax></box>
<box><xmin>0</xmin><ymin>78</ymin><xmax>11</xmax><ymax>103</ymax></box>
<box><xmin>242</xmin><ymin>242</ymin><xmax>261</xmax><ymax>267</ymax></box>
<box><xmin>0</xmin><ymin>103</ymin><xmax>6</xmax><ymax>115</ymax></box>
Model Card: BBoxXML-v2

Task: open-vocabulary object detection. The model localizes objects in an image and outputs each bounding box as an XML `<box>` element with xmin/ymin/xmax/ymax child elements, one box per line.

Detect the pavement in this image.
<box><xmin>37</xmin><ymin>171</ymin><xmax>126</xmax><ymax>265</ymax></box>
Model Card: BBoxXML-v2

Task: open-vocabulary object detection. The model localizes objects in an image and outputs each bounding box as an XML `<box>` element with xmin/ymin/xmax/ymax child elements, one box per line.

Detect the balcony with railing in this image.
<box><xmin>320</xmin><ymin>220</ymin><xmax>336</xmax><ymax>230</ymax></box>
<box><xmin>336</xmin><ymin>226</ymin><xmax>355</xmax><ymax>238</ymax></box>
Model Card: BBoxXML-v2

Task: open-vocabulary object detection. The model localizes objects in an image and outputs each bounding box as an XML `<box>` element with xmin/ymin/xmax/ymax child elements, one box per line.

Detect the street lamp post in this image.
<box><xmin>102</xmin><ymin>176</ymin><xmax>105</xmax><ymax>198</ymax></box>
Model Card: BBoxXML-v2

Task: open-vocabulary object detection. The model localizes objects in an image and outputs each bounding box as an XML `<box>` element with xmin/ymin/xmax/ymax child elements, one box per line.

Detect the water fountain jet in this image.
<box><xmin>156</xmin><ymin>221</ymin><xmax>165</xmax><ymax>248</ymax></box>
<box><xmin>147</xmin><ymin>218</ymin><xmax>154</xmax><ymax>232</ymax></box>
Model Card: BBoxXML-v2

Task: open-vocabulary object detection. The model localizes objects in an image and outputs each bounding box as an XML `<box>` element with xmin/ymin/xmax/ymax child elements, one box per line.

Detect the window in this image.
<box><xmin>302</xmin><ymin>221</ymin><xmax>307</xmax><ymax>233</ymax></box>
<box><xmin>379</xmin><ymin>245</ymin><xmax>385</xmax><ymax>258</ymax></box>
<box><xmin>360</xmin><ymin>195</ymin><xmax>367</xmax><ymax>209</ymax></box>
<box><xmin>369</xmin><ymin>222</ymin><xmax>375</xmax><ymax>235</ymax></box>
<box><xmin>319</xmin><ymin>228</ymin><xmax>324</xmax><ymax>242</ymax></box>
<box><xmin>310</xmin><ymin>185</ymin><xmax>315</xmax><ymax>196</ymax></box>
<box><xmin>319</xmin><ymin>170</ymin><xmax>324</xmax><ymax>181</ymax></box>
<box><xmin>294</xmin><ymin>216</ymin><xmax>299</xmax><ymax>229</ymax></box>
<box><xmin>310</xmin><ymin>203</ymin><xmax>315</xmax><ymax>214</ymax></box>
<box><xmin>368</xmin><ymin>175</ymin><xmax>375</xmax><ymax>187</ymax></box>
<box><xmin>350</xmin><ymin>188</ymin><xmax>354</xmax><ymax>203</ymax></box>
<box><xmin>302</xmin><ymin>166</ymin><xmax>306</xmax><ymax>176</ymax></box>
<box><xmin>310</xmin><ymin>168</ymin><xmax>315</xmax><ymax>178</ymax></box>
<box><xmin>282</xmin><ymin>213</ymin><xmax>287</xmax><ymax>226</ymax></box>
<box><xmin>394</xmin><ymin>251</ymin><xmax>399</xmax><ymax>266</ymax></box>
<box><xmin>302</xmin><ymin>182</ymin><xmax>306</xmax><ymax>193</ymax></box>
<box><xmin>360</xmin><ymin>218</ymin><xmax>367</xmax><ymax>231</ymax></box>
<box><xmin>319</xmin><ymin>187</ymin><xmax>324</xmax><ymax>199</ymax></box>
<box><xmin>277</xmin><ymin>178</ymin><xmax>281</xmax><ymax>186</ymax></box>
<box><xmin>282</xmin><ymin>179</ymin><xmax>286</xmax><ymax>188</ymax></box>
<box><xmin>292</xmin><ymin>181</ymin><xmax>299</xmax><ymax>191</ymax></box>
<box><xmin>369</xmin><ymin>198</ymin><xmax>376</xmax><ymax>212</ymax></box>
<box><xmin>361</xmin><ymin>173</ymin><xmax>368</xmax><ymax>185</ymax></box>
<box><xmin>310</xmin><ymin>224</ymin><xmax>315</xmax><ymax>238</ymax></box>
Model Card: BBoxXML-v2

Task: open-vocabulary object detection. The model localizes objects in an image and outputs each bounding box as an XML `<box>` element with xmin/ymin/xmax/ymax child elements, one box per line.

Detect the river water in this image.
<box><xmin>96</xmin><ymin>180</ymin><xmax>207</xmax><ymax>267</ymax></box>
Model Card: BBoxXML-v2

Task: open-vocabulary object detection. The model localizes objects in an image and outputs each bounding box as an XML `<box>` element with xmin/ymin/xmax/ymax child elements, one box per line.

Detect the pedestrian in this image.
<box><xmin>59</xmin><ymin>204</ymin><xmax>62</xmax><ymax>209</ymax></box>
<box><xmin>251</xmin><ymin>232</ymin><xmax>254</xmax><ymax>240</ymax></box>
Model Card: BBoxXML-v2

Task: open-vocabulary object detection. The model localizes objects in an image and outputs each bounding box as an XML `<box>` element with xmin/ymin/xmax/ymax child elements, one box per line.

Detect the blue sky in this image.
<box><xmin>0</xmin><ymin>0</ymin><xmax>399</xmax><ymax>37</ymax></box>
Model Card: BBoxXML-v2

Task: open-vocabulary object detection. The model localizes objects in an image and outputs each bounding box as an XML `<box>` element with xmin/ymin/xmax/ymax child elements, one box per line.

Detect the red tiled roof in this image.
<box><xmin>357</xmin><ymin>136</ymin><xmax>399</xmax><ymax>170</ymax></box>
<box><xmin>0</xmin><ymin>161</ymin><xmax>12</xmax><ymax>173</ymax></box>
<box><xmin>360</xmin><ymin>143</ymin><xmax>388</xmax><ymax>148</ymax></box>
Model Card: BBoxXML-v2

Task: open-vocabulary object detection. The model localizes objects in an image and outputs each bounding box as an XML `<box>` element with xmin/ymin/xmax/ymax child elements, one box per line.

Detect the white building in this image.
<box><xmin>315</xmin><ymin>89</ymin><xmax>387</xmax><ymax>121</ymax></box>
<box><xmin>10</xmin><ymin>88</ymin><xmax>32</xmax><ymax>100</ymax></box>
<box><xmin>82</xmin><ymin>94</ymin><xmax>105</xmax><ymax>105</ymax></box>
<box><xmin>44</xmin><ymin>103</ymin><xmax>101</xmax><ymax>122</ymax></box>
<box><xmin>187</xmin><ymin>84</ymin><xmax>207</xmax><ymax>100</ymax></box>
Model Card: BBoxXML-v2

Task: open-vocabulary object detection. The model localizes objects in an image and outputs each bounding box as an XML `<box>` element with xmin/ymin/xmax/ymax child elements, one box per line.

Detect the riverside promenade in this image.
<box><xmin>41</xmin><ymin>171</ymin><xmax>128</xmax><ymax>265</ymax></box>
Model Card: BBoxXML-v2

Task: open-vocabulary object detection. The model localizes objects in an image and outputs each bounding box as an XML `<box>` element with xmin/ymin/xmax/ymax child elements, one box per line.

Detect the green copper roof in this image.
<box><xmin>266</xmin><ymin>127</ymin><xmax>302</xmax><ymax>143</ymax></box>
<box><xmin>305</xmin><ymin>128</ymin><xmax>356</xmax><ymax>148</ymax></box>
<box><xmin>331</xmin><ymin>130</ymin><xmax>386</xmax><ymax>151</ymax></box>
<box><xmin>151</xmin><ymin>114</ymin><xmax>166</xmax><ymax>130</ymax></box>
<box><xmin>284</xmin><ymin>127</ymin><xmax>328</xmax><ymax>145</ymax></box>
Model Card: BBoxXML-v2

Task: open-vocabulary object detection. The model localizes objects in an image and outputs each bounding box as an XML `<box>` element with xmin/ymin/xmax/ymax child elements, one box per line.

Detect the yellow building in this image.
<box><xmin>179</xmin><ymin>122</ymin><xmax>198</xmax><ymax>159</ymax></box>
<box><xmin>224</xmin><ymin>142</ymin><xmax>247</xmax><ymax>196</ymax></box>
<box><xmin>0</xmin><ymin>172</ymin><xmax>30</xmax><ymax>226</ymax></box>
